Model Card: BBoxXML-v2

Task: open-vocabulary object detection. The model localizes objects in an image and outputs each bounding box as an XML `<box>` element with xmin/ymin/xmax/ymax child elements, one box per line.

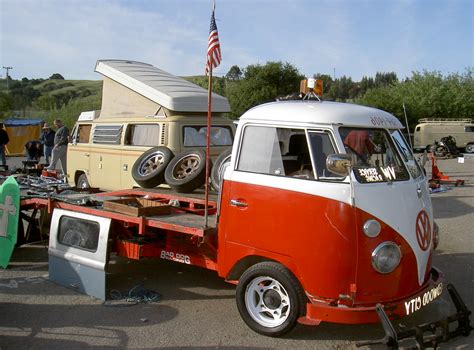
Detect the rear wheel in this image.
<box><xmin>235</xmin><ymin>262</ymin><xmax>306</xmax><ymax>337</ymax></box>
<box><xmin>465</xmin><ymin>144</ymin><xmax>474</xmax><ymax>153</ymax></box>
<box><xmin>77</xmin><ymin>174</ymin><xmax>90</xmax><ymax>189</ymax></box>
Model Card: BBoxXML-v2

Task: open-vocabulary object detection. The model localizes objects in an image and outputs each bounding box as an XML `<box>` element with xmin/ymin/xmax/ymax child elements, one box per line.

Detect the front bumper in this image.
<box><xmin>299</xmin><ymin>267</ymin><xmax>446</xmax><ymax>325</ymax></box>
<box><xmin>297</xmin><ymin>267</ymin><xmax>472</xmax><ymax>349</ymax></box>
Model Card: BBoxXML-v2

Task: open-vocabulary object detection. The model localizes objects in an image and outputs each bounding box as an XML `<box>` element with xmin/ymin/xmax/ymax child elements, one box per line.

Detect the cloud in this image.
<box><xmin>1</xmin><ymin>0</ymin><xmax>208</xmax><ymax>79</ymax></box>
<box><xmin>1</xmin><ymin>0</ymin><xmax>471</xmax><ymax>81</ymax></box>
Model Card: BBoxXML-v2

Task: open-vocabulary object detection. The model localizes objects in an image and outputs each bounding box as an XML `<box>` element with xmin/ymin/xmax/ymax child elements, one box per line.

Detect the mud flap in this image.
<box><xmin>356</xmin><ymin>283</ymin><xmax>472</xmax><ymax>349</ymax></box>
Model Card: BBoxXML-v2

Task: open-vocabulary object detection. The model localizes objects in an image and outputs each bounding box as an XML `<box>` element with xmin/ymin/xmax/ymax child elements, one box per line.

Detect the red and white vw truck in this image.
<box><xmin>40</xmin><ymin>99</ymin><xmax>471</xmax><ymax>347</ymax></box>
<box><xmin>216</xmin><ymin>100</ymin><xmax>470</xmax><ymax>342</ymax></box>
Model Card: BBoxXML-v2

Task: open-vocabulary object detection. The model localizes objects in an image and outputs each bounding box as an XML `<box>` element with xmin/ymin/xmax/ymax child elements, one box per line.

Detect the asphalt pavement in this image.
<box><xmin>0</xmin><ymin>155</ymin><xmax>473</xmax><ymax>349</ymax></box>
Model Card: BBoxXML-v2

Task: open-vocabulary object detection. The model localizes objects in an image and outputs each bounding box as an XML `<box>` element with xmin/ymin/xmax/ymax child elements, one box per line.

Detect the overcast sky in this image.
<box><xmin>1</xmin><ymin>0</ymin><xmax>473</xmax><ymax>81</ymax></box>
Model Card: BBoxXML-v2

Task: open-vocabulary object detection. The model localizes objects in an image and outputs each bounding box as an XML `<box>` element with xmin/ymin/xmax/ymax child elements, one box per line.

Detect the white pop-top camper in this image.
<box><xmin>95</xmin><ymin>59</ymin><xmax>230</xmax><ymax>118</ymax></box>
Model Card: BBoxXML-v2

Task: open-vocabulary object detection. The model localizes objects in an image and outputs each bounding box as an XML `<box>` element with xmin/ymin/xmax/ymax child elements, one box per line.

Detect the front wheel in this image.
<box><xmin>434</xmin><ymin>146</ymin><xmax>447</xmax><ymax>158</ymax></box>
<box><xmin>235</xmin><ymin>262</ymin><xmax>306</xmax><ymax>337</ymax></box>
<box><xmin>77</xmin><ymin>173</ymin><xmax>90</xmax><ymax>189</ymax></box>
<box><xmin>465</xmin><ymin>143</ymin><xmax>474</xmax><ymax>153</ymax></box>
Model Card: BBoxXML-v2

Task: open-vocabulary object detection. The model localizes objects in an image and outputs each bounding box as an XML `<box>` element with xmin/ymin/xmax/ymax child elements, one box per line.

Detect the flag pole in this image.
<box><xmin>204</xmin><ymin>65</ymin><xmax>213</xmax><ymax>228</ymax></box>
<box><xmin>204</xmin><ymin>0</ymin><xmax>219</xmax><ymax>228</ymax></box>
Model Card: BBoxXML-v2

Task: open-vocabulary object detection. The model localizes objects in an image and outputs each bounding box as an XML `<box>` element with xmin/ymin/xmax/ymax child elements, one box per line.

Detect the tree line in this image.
<box><xmin>1</xmin><ymin>63</ymin><xmax>473</xmax><ymax>131</ymax></box>
<box><xmin>189</xmin><ymin>63</ymin><xmax>473</xmax><ymax>130</ymax></box>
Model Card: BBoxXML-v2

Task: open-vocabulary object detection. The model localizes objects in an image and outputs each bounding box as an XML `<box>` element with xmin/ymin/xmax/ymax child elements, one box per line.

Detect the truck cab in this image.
<box><xmin>217</xmin><ymin>100</ymin><xmax>443</xmax><ymax>336</ymax></box>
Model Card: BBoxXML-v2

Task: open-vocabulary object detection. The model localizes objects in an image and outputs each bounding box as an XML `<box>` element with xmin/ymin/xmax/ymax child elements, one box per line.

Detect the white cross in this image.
<box><xmin>0</xmin><ymin>196</ymin><xmax>17</xmax><ymax>238</ymax></box>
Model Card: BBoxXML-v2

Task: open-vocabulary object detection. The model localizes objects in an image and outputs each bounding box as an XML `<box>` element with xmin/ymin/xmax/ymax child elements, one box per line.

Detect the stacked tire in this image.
<box><xmin>210</xmin><ymin>148</ymin><xmax>231</xmax><ymax>192</ymax></box>
<box><xmin>131</xmin><ymin>146</ymin><xmax>174</xmax><ymax>188</ymax></box>
<box><xmin>132</xmin><ymin>147</ymin><xmax>231</xmax><ymax>194</ymax></box>
<box><xmin>164</xmin><ymin>149</ymin><xmax>208</xmax><ymax>193</ymax></box>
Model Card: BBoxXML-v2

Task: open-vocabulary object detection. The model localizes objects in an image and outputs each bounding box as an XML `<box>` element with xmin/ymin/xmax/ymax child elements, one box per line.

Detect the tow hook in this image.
<box><xmin>356</xmin><ymin>283</ymin><xmax>472</xmax><ymax>349</ymax></box>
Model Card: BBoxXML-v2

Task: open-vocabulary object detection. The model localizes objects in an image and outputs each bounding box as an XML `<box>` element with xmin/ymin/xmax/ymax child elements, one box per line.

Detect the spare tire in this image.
<box><xmin>211</xmin><ymin>148</ymin><xmax>232</xmax><ymax>192</ymax></box>
<box><xmin>132</xmin><ymin>146</ymin><xmax>174</xmax><ymax>188</ymax></box>
<box><xmin>165</xmin><ymin>149</ymin><xmax>209</xmax><ymax>193</ymax></box>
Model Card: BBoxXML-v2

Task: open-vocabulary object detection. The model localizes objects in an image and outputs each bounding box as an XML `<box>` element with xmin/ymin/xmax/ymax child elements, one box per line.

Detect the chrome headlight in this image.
<box><xmin>371</xmin><ymin>242</ymin><xmax>402</xmax><ymax>274</ymax></box>
<box><xmin>433</xmin><ymin>221</ymin><xmax>440</xmax><ymax>250</ymax></box>
<box><xmin>363</xmin><ymin>219</ymin><xmax>381</xmax><ymax>237</ymax></box>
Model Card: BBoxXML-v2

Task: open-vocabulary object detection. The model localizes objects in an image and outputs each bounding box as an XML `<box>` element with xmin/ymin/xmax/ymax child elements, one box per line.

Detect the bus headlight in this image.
<box><xmin>371</xmin><ymin>242</ymin><xmax>401</xmax><ymax>274</ymax></box>
<box><xmin>363</xmin><ymin>219</ymin><xmax>381</xmax><ymax>237</ymax></box>
<box><xmin>433</xmin><ymin>221</ymin><xmax>440</xmax><ymax>250</ymax></box>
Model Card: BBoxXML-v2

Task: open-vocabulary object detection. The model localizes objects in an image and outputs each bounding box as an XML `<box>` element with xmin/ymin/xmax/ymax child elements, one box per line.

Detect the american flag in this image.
<box><xmin>205</xmin><ymin>5</ymin><xmax>221</xmax><ymax>75</ymax></box>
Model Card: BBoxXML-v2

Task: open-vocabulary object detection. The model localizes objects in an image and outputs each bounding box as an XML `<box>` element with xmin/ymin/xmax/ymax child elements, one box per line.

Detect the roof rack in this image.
<box><xmin>418</xmin><ymin>118</ymin><xmax>472</xmax><ymax>124</ymax></box>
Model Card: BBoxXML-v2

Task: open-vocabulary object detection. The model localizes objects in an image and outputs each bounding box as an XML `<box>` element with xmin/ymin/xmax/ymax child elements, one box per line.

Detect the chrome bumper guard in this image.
<box><xmin>357</xmin><ymin>283</ymin><xmax>472</xmax><ymax>349</ymax></box>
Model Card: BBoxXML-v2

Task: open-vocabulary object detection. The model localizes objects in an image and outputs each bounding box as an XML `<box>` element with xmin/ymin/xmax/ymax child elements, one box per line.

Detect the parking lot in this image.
<box><xmin>1</xmin><ymin>155</ymin><xmax>473</xmax><ymax>349</ymax></box>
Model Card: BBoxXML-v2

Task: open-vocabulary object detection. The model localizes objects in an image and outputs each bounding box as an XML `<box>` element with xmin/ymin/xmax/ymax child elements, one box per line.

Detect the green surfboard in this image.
<box><xmin>0</xmin><ymin>176</ymin><xmax>20</xmax><ymax>268</ymax></box>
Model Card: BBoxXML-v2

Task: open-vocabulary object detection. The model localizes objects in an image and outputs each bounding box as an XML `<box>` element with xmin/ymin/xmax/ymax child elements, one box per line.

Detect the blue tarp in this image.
<box><xmin>3</xmin><ymin>118</ymin><xmax>43</xmax><ymax>126</ymax></box>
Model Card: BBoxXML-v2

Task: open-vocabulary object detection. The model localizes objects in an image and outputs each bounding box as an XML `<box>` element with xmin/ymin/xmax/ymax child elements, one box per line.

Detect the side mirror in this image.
<box><xmin>326</xmin><ymin>154</ymin><xmax>354</xmax><ymax>176</ymax></box>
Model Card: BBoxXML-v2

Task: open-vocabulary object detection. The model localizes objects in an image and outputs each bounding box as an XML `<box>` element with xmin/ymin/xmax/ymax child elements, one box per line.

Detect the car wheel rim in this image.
<box><xmin>467</xmin><ymin>145</ymin><xmax>474</xmax><ymax>153</ymax></box>
<box><xmin>173</xmin><ymin>154</ymin><xmax>200</xmax><ymax>180</ymax></box>
<box><xmin>244</xmin><ymin>276</ymin><xmax>290</xmax><ymax>328</ymax></box>
<box><xmin>139</xmin><ymin>152</ymin><xmax>165</xmax><ymax>176</ymax></box>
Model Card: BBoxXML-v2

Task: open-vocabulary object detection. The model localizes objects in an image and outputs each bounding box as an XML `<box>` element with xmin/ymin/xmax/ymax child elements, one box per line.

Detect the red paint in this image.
<box><xmin>218</xmin><ymin>179</ymin><xmax>436</xmax><ymax>323</ymax></box>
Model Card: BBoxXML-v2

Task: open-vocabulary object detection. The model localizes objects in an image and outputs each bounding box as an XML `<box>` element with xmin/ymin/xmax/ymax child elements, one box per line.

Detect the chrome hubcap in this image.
<box><xmin>139</xmin><ymin>152</ymin><xmax>165</xmax><ymax>176</ymax></box>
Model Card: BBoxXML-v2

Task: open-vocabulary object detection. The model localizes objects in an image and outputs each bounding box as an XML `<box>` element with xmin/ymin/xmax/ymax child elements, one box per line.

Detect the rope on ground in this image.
<box><xmin>102</xmin><ymin>284</ymin><xmax>161</xmax><ymax>307</ymax></box>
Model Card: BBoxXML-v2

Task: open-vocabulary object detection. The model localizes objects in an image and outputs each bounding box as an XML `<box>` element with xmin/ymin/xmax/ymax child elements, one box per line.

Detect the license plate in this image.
<box><xmin>404</xmin><ymin>283</ymin><xmax>443</xmax><ymax>315</ymax></box>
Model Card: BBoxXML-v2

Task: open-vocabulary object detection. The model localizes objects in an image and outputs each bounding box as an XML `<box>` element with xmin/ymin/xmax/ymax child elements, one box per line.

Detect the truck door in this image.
<box><xmin>219</xmin><ymin>125</ymin><xmax>357</xmax><ymax>298</ymax></box>
<box><xmin>49</xmin><ymin>209</ymin><xmax>111</xmax><ymax>299</ymax></box>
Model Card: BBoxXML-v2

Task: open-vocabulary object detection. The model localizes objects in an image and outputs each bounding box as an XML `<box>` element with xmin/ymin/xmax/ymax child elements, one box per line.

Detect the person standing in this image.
<box><xmin>40</xmin><ymin>123</ymin><xmax>56</xmax><ymax>164</ymax></box>
<box><xmin>47</xmin><ymin>119</ymin><xmax>69</xmax><ymax>174</ymax></box>
<box><xmin>0</xmin><ymin>123</ymin><xmax>9</xmax><ymax>167</ymax></box>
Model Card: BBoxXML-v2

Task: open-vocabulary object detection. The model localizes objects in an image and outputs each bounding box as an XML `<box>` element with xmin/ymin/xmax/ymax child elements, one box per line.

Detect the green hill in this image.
<box><xmin>0</xmin><ymin>78</ymin><xmax>102</xmax><ymax>128</ymax></box>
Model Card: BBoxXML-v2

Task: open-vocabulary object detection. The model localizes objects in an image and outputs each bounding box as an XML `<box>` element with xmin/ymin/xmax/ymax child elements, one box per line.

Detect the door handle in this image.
<box><xmin>230</xmin><ymin>199</ymin><xmax>248</xmax><ymax>208</ymax></box>
<box><xmin>84</xmin><ymin>153</ymin><xmax>90</xmax><ymax>157</ymax></box>
<box><xmin>416</xmin><ymin>184</ymin><xmax>422</xmax><ymax>198</ymax></box>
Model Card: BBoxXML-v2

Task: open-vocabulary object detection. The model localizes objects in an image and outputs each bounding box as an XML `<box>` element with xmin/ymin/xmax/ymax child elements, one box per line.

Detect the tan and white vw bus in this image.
<box><xmin>67</xmin><ymin>60</ymin><xmax>234</xmax><ymax>190</ymax></box>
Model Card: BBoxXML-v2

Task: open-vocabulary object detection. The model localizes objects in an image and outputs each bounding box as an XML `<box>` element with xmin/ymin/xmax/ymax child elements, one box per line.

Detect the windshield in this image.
<box><xmin>390</xmin><ymin>130</ymin><xmax>424</xmax><ymax>179</ymax></box>
<box><xmin>339</xmin><ymin>127</ymin><xmax>410</xmax><ymax>183</ymax></box>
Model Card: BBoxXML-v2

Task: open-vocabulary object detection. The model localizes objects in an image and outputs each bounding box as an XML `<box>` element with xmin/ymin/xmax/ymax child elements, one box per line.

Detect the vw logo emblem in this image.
<box><xmin>416</xmin><ymin>210</ymin><xmax>431</xmax><ymax>251</ymax></box>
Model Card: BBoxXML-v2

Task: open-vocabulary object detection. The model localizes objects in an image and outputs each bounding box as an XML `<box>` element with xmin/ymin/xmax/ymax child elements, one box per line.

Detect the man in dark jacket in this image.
<box><xmin>0</xmin><ymin>123</ymin><xmax>9</xmax><ymax>167</ymax></box>
<box><xmin>40</xmin><ymin>123</ymin><xmax>56</xmax><ymax>164</ymax></box>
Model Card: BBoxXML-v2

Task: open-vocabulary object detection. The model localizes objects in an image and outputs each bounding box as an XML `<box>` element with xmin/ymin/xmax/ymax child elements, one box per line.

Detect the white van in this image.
<box><xmin>413</xmin><ymin>118</ymin><xmax>474</xmax><ymax>152</ymax></box>
<box><xmin>67</xmin><ymin>60</ymin><xmax>234</xmax><ymax>190</ymax></box>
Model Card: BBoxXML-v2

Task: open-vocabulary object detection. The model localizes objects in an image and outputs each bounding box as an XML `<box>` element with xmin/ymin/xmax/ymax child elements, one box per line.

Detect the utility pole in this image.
<box><xmin>2</xmin><ymin>66</ymin><xmax>13</xmax><ymax>90</ymax></box>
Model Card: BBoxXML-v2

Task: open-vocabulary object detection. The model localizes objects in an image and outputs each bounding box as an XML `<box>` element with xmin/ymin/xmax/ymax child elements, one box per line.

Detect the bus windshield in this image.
<box><xmin>339</xmin><ymin>127</ymin><xmax>410</xmax><ymax>183</ymax></box>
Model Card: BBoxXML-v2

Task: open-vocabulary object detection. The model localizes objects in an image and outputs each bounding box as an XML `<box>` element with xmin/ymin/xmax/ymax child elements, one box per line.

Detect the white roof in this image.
<box><xmin>95</xmin><ymin>59</ymin><xmax>230</xmax><ymax>113</ymax></box>
<box><xmin>240</xmin><ymin>100</ymin><xmax>403</xmax><ymax>129</ymax></box>
<box><xmin>78</xmin><ymin>110</ymin><xmax>100</xmax><ymax>121</ymax></box>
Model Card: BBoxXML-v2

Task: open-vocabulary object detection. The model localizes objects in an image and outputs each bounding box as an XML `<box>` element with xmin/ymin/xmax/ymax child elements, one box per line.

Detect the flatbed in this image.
<box><xmin>20</xmin><ymin>187</ymin><xmax>219</xmax><ymax>270</ymax></box>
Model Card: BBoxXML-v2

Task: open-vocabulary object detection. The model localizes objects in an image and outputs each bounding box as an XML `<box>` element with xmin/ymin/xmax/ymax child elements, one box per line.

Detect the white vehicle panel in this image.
<box><xmin>354</xmin><ymin>177</ymin><xmax>432</xmax><ymax>285</ymax></box>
